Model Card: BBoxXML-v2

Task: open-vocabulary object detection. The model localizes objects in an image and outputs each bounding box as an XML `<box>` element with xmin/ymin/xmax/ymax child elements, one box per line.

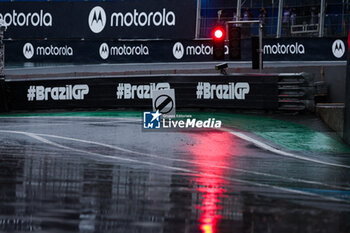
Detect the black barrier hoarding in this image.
<box><xmin>6</xmin><ymin>75</ymin><xmax>278</xmax><ymax>111</ymax></box>
<box><xmin>8</xmin><ymin>40</ymin><xmax>97</xmax><ymax>64</ymax></box>
<box><xmin>0</xmin><ymin>1</ymin><xmax>196</xmax><ymax>40</ymax></box>
<box><xmin>0</xmin><ymin>78</ymin><xmax>7</xmax><ymax>112</ymax></box>
<box><xmin>252</xmin><ymin>36</ymin><xmax>260</xmax><ymax>69</ymax></box>
<box><xmin>263</xmin><ymin>37</ymin><xmax>347</xmax><ymax>61</ymax></box>
<box><xmin>4</xmin><ymin>37</ymin><xmax>347</xmax><ymax>64</ymax></box>
<box><xmin>5</xmin><ymin>39</ymin><xmax>251</xmax><ymax>64</ymax></box>
<box><xmin>4</xmin><ymin>40</ymin><xmax>236</xmax><ymax>64</ymax></box>
<box><xmin>6</xmin><ymin>40</ymin><xmax>172</xmax><ymax>64</ymax></box>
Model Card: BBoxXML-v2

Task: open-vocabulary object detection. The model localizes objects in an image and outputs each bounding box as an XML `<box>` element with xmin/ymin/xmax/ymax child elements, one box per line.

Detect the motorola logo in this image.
<box><xmin>99</xmin><ymin>43</ymin><xmax>109</xmax><ymax>59</ymax></box>
<box><xmin>173</xmin><ymin>42</ymin><xmax>184</xmax><ymax>59</ymax></box>
<box><xmin>23</xmin><ymin>43</ymin><xmax>73</xmax><ymax>59</ymax></box>
<box><xmin>88</xmin><ymin>6</ymin><xmax>106</xmax><ymax>33</ymax></box>
<box><xmin>23</xmin><ymin>43</ymin><xmax>34</xmax><ymax>59</ymax></box>
<box><xmin>0</xmin><ymin>10</ymin><xmax>52</xmax><ymax>27</ymax></box>
<box><xmin>263</xmin><ymin>43</ymin><xmax>305</xmax><ymax>55</ymax></box>
<box><xmin>99</xmin><ymin>43</ymin><xmax>149</xmax><ymax>59</ymax></box>
<box><xmin>332</xmin><ymin>39</ymin><xmax>345</xmax><ymax>58</ymax></box>
<box><xmin>172</xmin><ymin>42</ymin><xmax>228</xmax><ymax>60</ymax></box>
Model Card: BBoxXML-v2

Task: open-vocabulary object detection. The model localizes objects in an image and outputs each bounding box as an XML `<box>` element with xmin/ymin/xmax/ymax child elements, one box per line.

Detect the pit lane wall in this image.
<box><xmin>1</xmin><ymin>74</ymin><xmax>279</xmax><ymax>112</ymax></box>
<box><xmin>4</xmin><ymin>37</ymin><xmax>347</xmax><ymax>64</ymax></box>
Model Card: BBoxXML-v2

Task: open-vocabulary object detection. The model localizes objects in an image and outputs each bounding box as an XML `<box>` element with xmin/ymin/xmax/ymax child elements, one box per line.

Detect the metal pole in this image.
<box><xmin>259</xmin><ymin>22</ymin><xmax>263</xmax><ymax>72</ymax></box>
<box><xmin>237</xmin><ymin>0</ymin><xmax>242</xmax><ymax>21</ymax></box>
<box><xmin>344</xmin><ymin>26</ymin><xmax>350</xmax><ymax>145</ymax></box>
<box><xmin>319</xmin><ymin>0</ymin><xmax>326</xmax><ymax>37</ymax></box>
<box><xmin>226</xmin><ymin>20</ymin><xmax>261</xmax><ymax>24</ymax></box>
<box><xmin>276</xmin><ymin>0</ymin><xmax>284</xmax><ymax>38</ymax></box>
<box><xmin>195</xmin><ymin>0</ymin><xmax>201</xmax><ymax>38</ymax></box>
<box><xmin>343</xmin><ymin>0</ymin><xmax>345</xmax><ymax>36</ymax></box>
<box><xmin>0</xmin><ymin>29</ymin><xmax>4</xmax><ymax>77</ymax></box>
<box><xmin>271</xmin><ymin>0</ymin><xmax>275</xmax><ymax>37</ymax></box>
<box><xmin>345</xmin><ymin>41</ymin><xmax>350</xmax><ymax>145</ymax></box>
<box><xmin>0</xmin><ymin>21</ymin><xmax>6</xmax><ymax>112</ymax></box>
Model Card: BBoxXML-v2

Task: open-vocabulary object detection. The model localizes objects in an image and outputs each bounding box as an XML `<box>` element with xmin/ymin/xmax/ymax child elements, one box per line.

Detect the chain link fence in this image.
<box><xmin>198</xmin><ymin>0</ymin><xmax>349</xmax><ymax>39</ymax></box>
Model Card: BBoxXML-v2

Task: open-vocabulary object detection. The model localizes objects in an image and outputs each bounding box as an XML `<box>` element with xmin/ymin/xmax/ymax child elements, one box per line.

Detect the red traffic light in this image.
<box><xmin>214</xmin><ymin>29</ymin><xmax>224</xmax><ymax>39</ymax></box>
<box><xmin>213</xmin><ymin>27</ymin><xmax>225</xmax><ymax>40</ymax></box>
<box><xmin>212</xmin><ymin>26</ymin><xmax>225</xmax><ymax>60</ymax></box>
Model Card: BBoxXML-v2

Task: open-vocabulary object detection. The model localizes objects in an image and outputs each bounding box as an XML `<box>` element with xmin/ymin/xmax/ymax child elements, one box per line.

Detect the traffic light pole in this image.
<box><xmin>0</xmin><ymin>20</ymin><xmax>6</xmax><ymax>112</ymax></box>
<box><xmin>195</xmin><ymin>0</ymin><xmax>201</xmax><ymax>38</ymax></box>
<box><xmin>345</xmin><ymin>62</ymin><xmax>350</xmax><ymax>145</ymax></box>
<box><xmin>259</xmin><ymin>23</ymin><xmax>263</xmax><ymax>72</ymax></box>
<box><xmin>236</xmin><ymin>0</ymin><xmax>242</xmax><ymax>20</ymax></box>
<box><xmin>226</xmin><ymin>20</ymin><xmax>263</xmax><ymax>72</ymax></box>
<box><xmin>344</xmin><ymin>31</ymin><xmax>350</xmax><ymax>145</ymax></box>
<box><xmin>0</xmin><ymin>25</ymin><xmax>4</xmax><ymax>77</ymax></box>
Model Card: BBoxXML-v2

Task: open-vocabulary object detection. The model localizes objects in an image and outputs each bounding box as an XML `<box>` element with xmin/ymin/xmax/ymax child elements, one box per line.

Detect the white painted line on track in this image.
<box><xmin>34</xmin><ymin>130</ymin><xmax>350</xmax><ymax>190</ymax></box>
<box><xmin>0</xmin><ymin>129</ymin><xmax>189</xmax><ymax>172</ymax></box>
<box><xmin>0</xmin><ymin>116</ymin><xmax>348</xmax><ymax>169</ymax></box>
<box><xmin>1</xmin><ymin>125</ymin><xmax>350</xmax><ymax>191</ymax></box>
<box><xmin>221</xmin><ymin>128</ymin><xmax>350</xmax><ymax>169</ymax></box>
<box><xmin>0</xmin><ymin>120</ymin><xmax>141</xmax><ymax>128</ymax></box>
<box><xmin>0</xmin><ymin>129</ymin><xmax>347</xmax><ymax>203</ymax></box>
<box><xmin>0</xmin><ymin>116</ymin><xmax>141</xmax><ymax>121</ymax></box>
<box><xmin>1</xmin><ymin>129</ymin><xmax>349</xmax><ymax>197</ymax></box>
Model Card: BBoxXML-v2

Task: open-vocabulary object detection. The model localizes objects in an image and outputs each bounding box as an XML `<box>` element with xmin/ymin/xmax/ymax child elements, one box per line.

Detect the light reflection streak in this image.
<box><xmin>187</xmin><ymin>132</ymin><xmax>234</xmax><ymax>233</ymax></box>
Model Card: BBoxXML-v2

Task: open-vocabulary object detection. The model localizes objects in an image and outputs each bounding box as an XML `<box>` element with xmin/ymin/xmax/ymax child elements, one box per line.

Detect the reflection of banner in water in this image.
<box><xmin>187</xmin><ymin>131</ymin><xmax>236</xmax><ymax>233</ymax></box>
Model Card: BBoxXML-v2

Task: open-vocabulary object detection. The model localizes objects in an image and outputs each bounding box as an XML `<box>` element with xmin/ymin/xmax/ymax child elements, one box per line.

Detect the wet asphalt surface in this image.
<box><xmin>0</xmin><ymin>116</ymin><xmax>350</xmax><ymax>233</ymax></box>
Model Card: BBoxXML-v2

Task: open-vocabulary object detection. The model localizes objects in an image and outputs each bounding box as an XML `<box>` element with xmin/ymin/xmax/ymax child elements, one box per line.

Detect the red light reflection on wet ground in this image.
<box><xmin>187</xmin><ymin>131</ymin><xmax>235</xmax><ymax>233</ymax></box>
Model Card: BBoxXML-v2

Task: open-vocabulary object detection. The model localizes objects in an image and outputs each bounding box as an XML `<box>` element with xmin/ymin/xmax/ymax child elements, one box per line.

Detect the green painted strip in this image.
<box><xmin>0</xmin><ymin>110</ymin><xmax>349</xmax><ymax>154</ymax></box>
<box><xmin>185</xmin><ymin>112</ymin><xmax>350</xmax><ymax>154</ymax></box>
